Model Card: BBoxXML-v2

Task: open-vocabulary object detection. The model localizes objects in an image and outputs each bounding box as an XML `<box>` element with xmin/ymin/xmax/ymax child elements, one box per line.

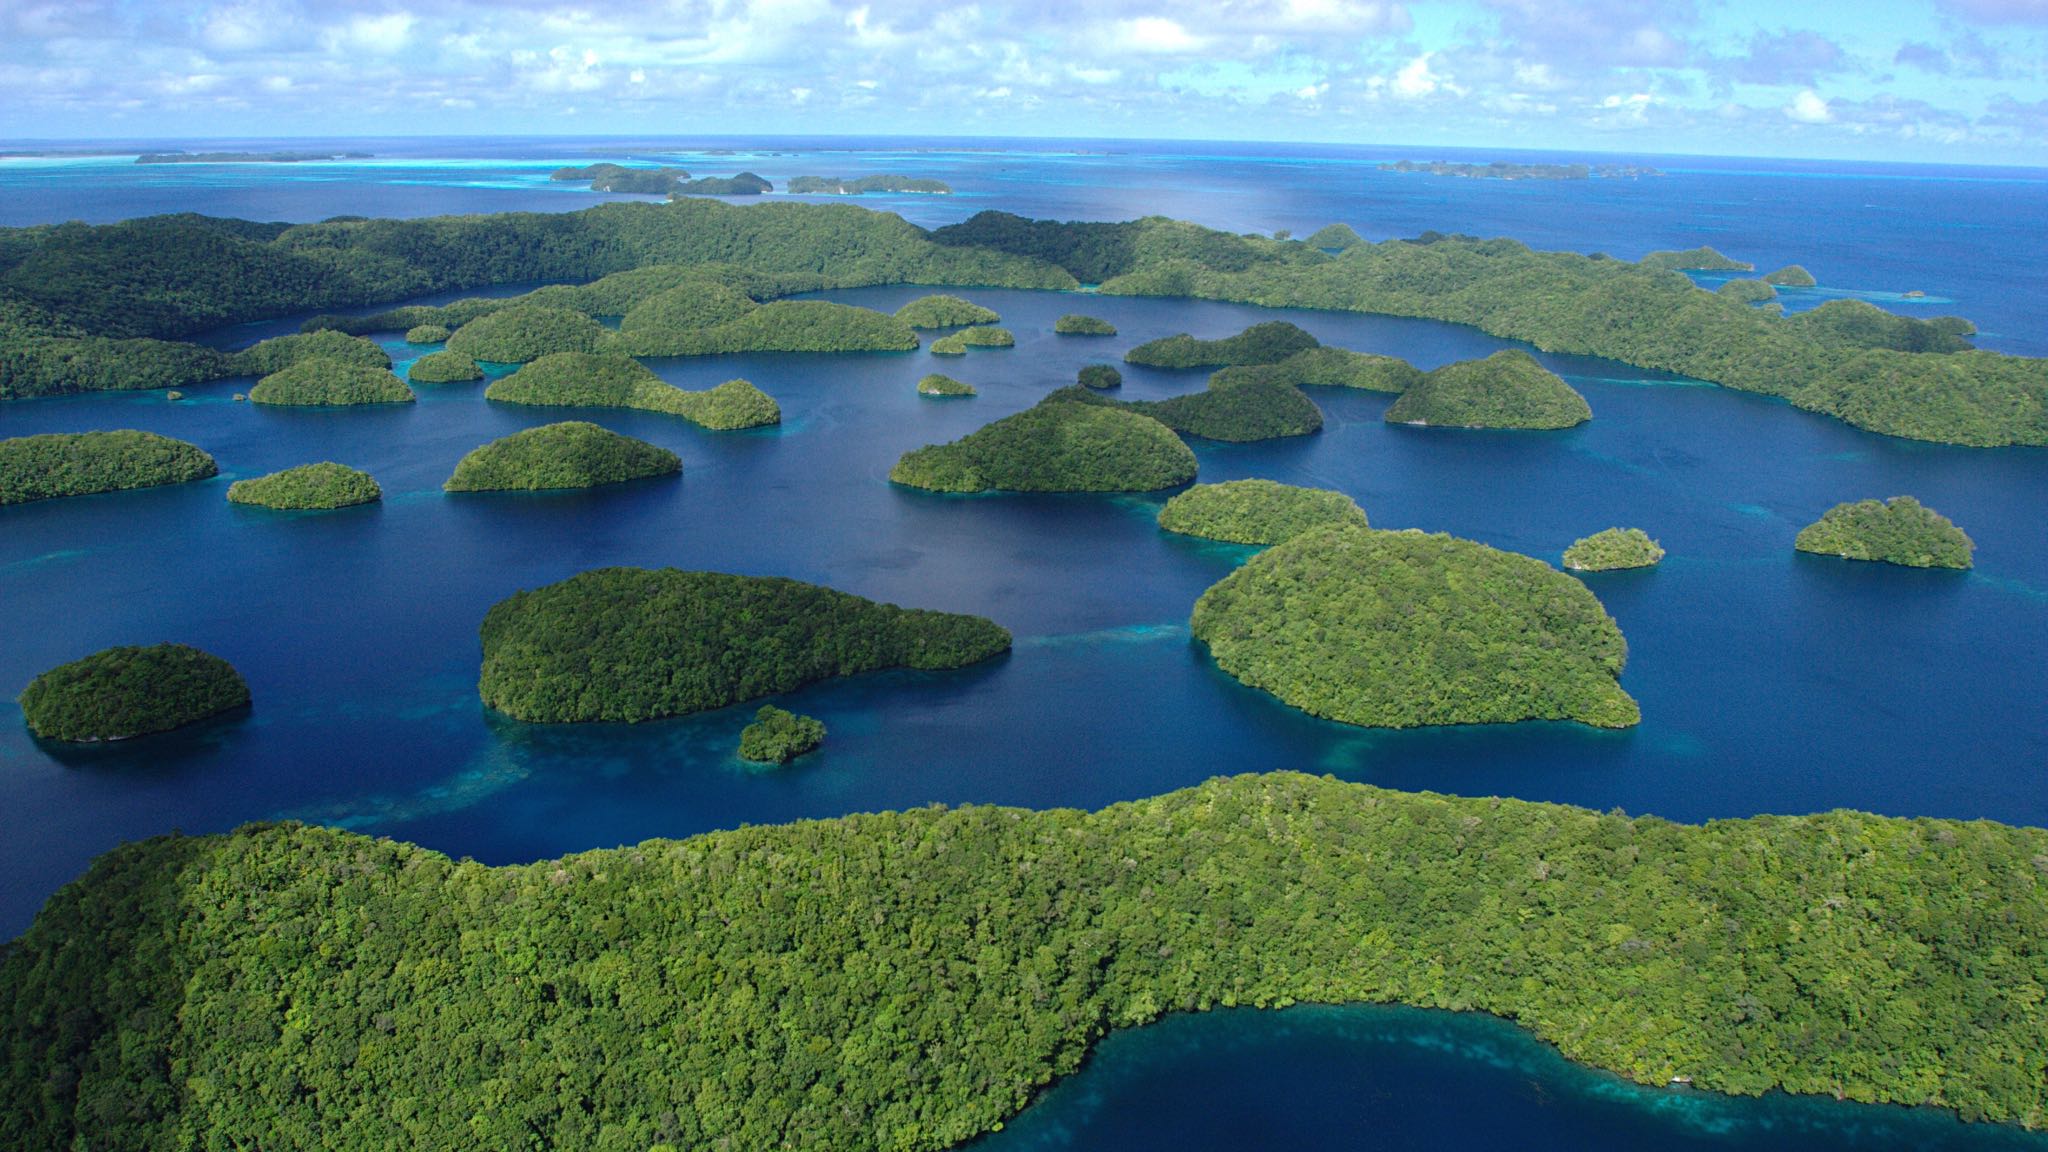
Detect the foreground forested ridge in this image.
<box><xmin>2</xmin><ymin>770</ymin><xmax>2043</xmax><ymax>1151</ymax></box>
<box><xmin>1</xmin><ymin>203</ymin><xmax>2037</xmax><ymax>445</ymax></box>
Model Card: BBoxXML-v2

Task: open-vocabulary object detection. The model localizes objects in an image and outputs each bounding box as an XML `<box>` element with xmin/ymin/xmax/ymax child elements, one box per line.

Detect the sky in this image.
<box><xmin>2</xmin><ymin>0</ymin><xmax>2045</xmax><ymax>163</ymax></box>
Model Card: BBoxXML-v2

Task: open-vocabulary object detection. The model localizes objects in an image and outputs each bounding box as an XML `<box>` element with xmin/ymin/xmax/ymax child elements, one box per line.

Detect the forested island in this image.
<box><xmin>17</xmin><ymin>643</ymin><xmax>248</xmax><ymax>741</ymax></box>
<box><xmin>1055</xmin><ymin>313</ymin><xmax>1116</xmax><ymax>335</ymax></box>
<box><xmin>1077</xmin><ymin>364</ymin><xmax>1121</xmax><ymax>389</ymax></box>
<box><xmin>1563</xmin><ymin>527</ymin><xmax>1665</xmax><ymax>571</ymax></box>
<box><xmin>929</xmin><ymin>326</ymin><xmax>1014</xmax><ymax>355</ymax></box>
<box><xmin>1382</xmin><ymin>349</ymin><xmax>1592</xmax><ymax>429</ymax></box>
<box><xmin>675</xmin><ymin>172</ymin><xmax>773</xmax><ymax>196</ymax></box>
<box><xmin>1192</xmin><ymin>526</ymin><xmax>1639</xmax><ymax>728</ymax></box>
<box><xmin>787</xmin><ymin>175</ymin><xmax>952</xmax><ymax>195</ymax></box>
<box><xmin>1067</xmin><ymin>370</ymin><xmax>1325</xmax><ymax>442</ymax></box>
<box><xmin>614</xmin><ymin>300</ymin><xmax>918</xmax><ymax>357</ymax></box>
<box><xmin>2</xmin><ymin>201</ymin><xmax>2039</xmax><ymax>446</ymax></box>
<box><xmin>5</xmin><ymin>770</ymin><xmax>2045</xmax><ymax>1150</ymax></box>
<box><xmin>446</xmin><ymin>306</ymin><xmax>609</xmax><ymax>363</ymax></box>
<box><xmin>1157</xmin><ymin>479</ymin><xmax>1368</xmax><ymax>544</ymax></box>
<box><xmin>249</xmin><ymin>359</ymin><xmax>415</xmax><ymax>406</ymax></box>
<box><xmin>478</xmin><ymin>568</ymin><xmax>1011</xmax><ymax>722</ymax></box>
<box><xmin>917</xmin><ymin>373</ymin><xmax>975</xmax><ymax>397</ymax></box>
<box><xmin>225</xmin><ymin>462</ymin><xmax>381</xmax><ymax>510</ymax></box>
<box><xmin>550</xmin><ymin>164</ymin><xmax>691</xmax><ymax>194</ymax></box>
<box><xmin>136</xmin><ymin>151</ymin><xmax>369</xmax><ymax>164</ymax></box>
<box><xmin>890</xmin><ymin>393</ymin><xmax>1197</xmax><ymax>493</ymax></box>
<box><xmin>1794</xmin><ymin>496</ymin><xmax>1975</xmax><ymax>569</ymax></box>
<box><xmin>444</xmin><ymin>422</ymin><xmax>680</xmax><ymax>493</ymax></box>
<box><xmin>405</xmin><ymin>324</ymin><xmax>451</xmax><ymax>344</ymax></box>
<box><xmin>485</xmin><ymin>353</ymin><xmax>780</xmax><ymax>428</ymax></box>
<box><xmin>406</xmin><ymin>350</ymin><xmax>484</xmax><ymax>384</ymax></box>
<box><xmin>0</xmin><ymin>430</ymin><xmax>217</xmax><ymax>505</ymax></box>
<box><xmin>1124</xmin><ymin>321</ymin><xmax>1321</xmax><ymax>369</ymax></box>
<box><xmin>234</xmin><ymin>330</ymin><xmax>392</xmax><ymax>375</ymax></box>
<box><xmin>1379</xmin><ymin>160</ymin><xmax>1663</xmax><ymax>180</ymax></box>
<box><xmin>895</xmin><ymin>295</ymin><xmax>999</xmax><ymax>328</ymax></box>
<box><xmin>738</xmin><ymin>705</ymin><xmax>827</xmax><ymax>763</ymax></box>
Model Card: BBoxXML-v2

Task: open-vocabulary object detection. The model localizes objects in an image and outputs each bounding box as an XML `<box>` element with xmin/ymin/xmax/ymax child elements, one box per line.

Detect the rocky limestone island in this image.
<box><xmin>1382</xmin><ymin>349</ymin><xmax>1591</xmax><ymax>429</ymax></box>
<box><xmin>486</xmin><ymin>353</ymin><xmax>780</xmax><ymax>429</ymax></box>
<box><xmin>917</xmin><ymin>374</ymin><xmax>976</xmax><ymax>397</ymax></box>
<box><xmin>407</xmin><ymin>351</ymin><xmax>485</xmax><ymax>384</ymax></box>
<box><xmin>226</xmin><ymin>462</ymin><xmax>382</xmax><ymax>510</ymax></box>
<box><xmin>738</xmin><ymin>705</ymin><xmax>828</xmax><ymax>763</ymax></box>
<box><xmin>0</xmin><ymin>430</ymin><xmax>217</xmax><ymax>506</ymax></box>
<box><xmin>1055</xmin><ymin>313</ymin><xmax>1117</xmax><ymax>336</ymax></box>
<box><xmin>18</xmin><ymin>642</ymin><xmax>250</xmax><ymax>741</ymax></box>
<box><xmin>249</xmin><ymin>359</ymin><xmax>415</xmax><ymax>406</ymax></box>
<box><xmin>444</xmin><ymin>421</ymin><xmax>681</xmax><ymax>493</ymax></box>
<box><xmin>891</xmin><ymin>392</ymin><xmax>1196</xmax><ymax>494</ymax></box>
<box><xmin>895</xmin><ymin>295</ymin><xmax>1000</xmax><ymax>328</ymax></box>
<box><xmin>1157</xmin><ymin>479</ymin><xmax>1368</xmax><ymax>545</ymax></box>
<box><xmin>1794</xmin><ymin>496</ymin><xmax>1974</xmax><ymax>569</ymax></box>
<box><xmin>1563</xmin><ymin>527</ymin><xmax>1665</xmax><ymax>571</ymax></box>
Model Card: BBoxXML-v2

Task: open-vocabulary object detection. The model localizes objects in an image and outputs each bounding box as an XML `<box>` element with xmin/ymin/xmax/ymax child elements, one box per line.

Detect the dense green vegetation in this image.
<box><xmin>787</xmin><ymin>175</ymin><xmax>952</xmax><ymax>195</ymax></box>
<box><xmin>1717</xmin><ymin>279</ymin><xmax>1777</xmax><ymax>304</ymax></box>
<box><xmin>917</xmin><ymin>374</ymin><xmax>975</xmax><ymax>397</ymax></box>
<box><xmin>232</xmin><ymin>329</ymin><xmax>392</xmax><ymax>376</ymax></box>
<box><xmin>1563</xmin><ymin>527</ymin><xmax>1666</xmax><ymax>571</ymax></box>
<box><xmin>894</xmin><ymin>295</ymin><xmax>1000</xmax><ymax>328</ymax></box>
<box><xmin>617</xmin><ymin>280</ymin><xmax>758</xmax><ymax>335</ymax></box>
<box><xmin>445</xmin><ymin>422</ymin><xmax>680</xmax><ymax>493</ymax></box>
<box><xmin>1764</xmin><ymin>265</ymin><xmax>1817</xmax><ymax>287</ymax></box>
<box><xmin>406</xmin><ymin>350</ymin><xmax>484</xmax><ymax>384</ymax></box>
<box><xmin>1793</xmin><ymin>496</ymin><xmax>1975</xmax><ymax>569</ymax></box>
<box><xmin>225</xmin><ymin>462</ymin><xmax>381</xmax><ymax>510</ymax></box>
<box><xmin>1216</xmin><ymin>346</ymin><xmax>1422</xmax><ymax>393</ymax></box>
<box><xmin>1124</xmin><ymin>321</ymin><xmax>1320</xmax><ymax>369</ymax></box>
<box><xmin>484</xmin><ymin>353</ymin><xmax>780</xmax><ymax>429</ymax></box>
<box><xmin>1383</xmin><ymin>350</ymin><xmax>1591</xmax><ymax>429</ymax></box>
<box><xmin>1638</xmin><ymin>247</ymin><xmax>1752</xmax><ymax>272</ymax></box>
<box><xmin>614</xmin><ymin>300</ymin><xmax>918</xmax><ymax>357</ymax></box>
<box><xmin>550</xmin><ymin>164</ymin><xmax>691</xmax><ymax>195</ymax></box>
<box><xmin>249</xmin><ymin>359</ymin><xmax>415</xmax><ymax>406</ymax></box>
<box><xmin>675</xmin><ymin>172</ymin><xmax>774</xmax><ymax>196</ymax></box>
<box><xmin>1302</xmin><ymin>222</ymin><xmax>1365</xmax><ymax>250</ymax></box>
<box><xmin>0</xmin><ymin>430</ymin><xmax>217</xmax><ymax>505</ymax></box>
<box><xmin>929</xmin><ymin>335</ymin><xmax>967</xmax><ymax>356</ymax></box>
<box><xmin>1078</xmin><ymin>364</ymin><xmax>1121</xmax><ymax>389</ymax></box>
<box><xmin>17</xmin><ymin>643</ymin><xmax>248</xmax><ymax>741</ymax></box>
<box><xmin>1079</xmin><ymin>371</ymin><xmax>1324</xmax><ymax>442</ymax></box>
<box><xmin>446</xmin><ymin>305</ymin><xmax>608</xmax><ymax>364</ymax></box>
<box><xmin>478</xmin><ymin>567</ymin><xmax>1011</xmax><ymax>722</ymax></box>
<box><xmin>738</xmin><ymin>705</ymin><xmax>828</xmax><ymax>763</ymax></box>
<box><xmin>6</xmin><ymin>769</ymin><xmax>2045</xmax><ymax>1151</ymax></box>
<box><xmin>1157</xmin><ymin>479</ymin><xmax>1368</xmax><ymax>544</ymax></box>
<box><xmin>929</xmin><ymin>325</ymin><xmax>1016</xmax><ymax>356</ymax></box>
<box><xmin>1192</xmin><ymin>526</ymin><xmax>1639</xmax><ymax>728</ymax></box>
<box><xmin>404</xmin><ymin>323</ymin><xmax>451</xmax><ymax>344</ymax></box>
<box><xmin>890</xmin><ymin>394</ymin><xmax>1197</xmax><ymax>493</ymax></box>
<box><xmin>1054</xmin><ymin>313</ymin><xmax>1117</xmax><ymax>335</ymax></box>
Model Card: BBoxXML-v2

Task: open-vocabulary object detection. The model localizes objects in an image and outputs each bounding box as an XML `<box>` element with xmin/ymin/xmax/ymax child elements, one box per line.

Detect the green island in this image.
<box><xmin>1157</xmin><ymin>479</ymin><xmax>1368</xmax><ymax>544</ymax></box>
<box><xmin>738</xmin><ymin>705</ymin><xmax>828</xmax><ymax>763</ymax></box>
<box><xmin>930</xmin><ymin>325</ymin><xmax>1015</xmax><ymax>356</ymax></box>
<box><xmin>0</xmin><ymin>430</ymin><xmax>217</xmax><ymax>506</ymax></box>
<box><xmin>787</xmin><ymin>175</ymin><xmax>952</xmax><ymax>195</ymax></box>
<box><xmin>1764</xmin><ymin>265</ymin><xmax>1818</xmax><ymax>287</ymax></box>
<box><xmin>446</xmin><ymin>306</ymin><xmax>609</xmax><ymax>364</ymax></box>
<box><xmin>1302</xmin><ymin>222</ymin><xmax>1365</xmax><ymax>250</ymax></box>
<box><xmin>1055</xmin><ymin>313</ymin><xmax>1117</xmax><ymax>335</ymax></box>
<box><xmin>1383</xmin><ymin>349</ymin><xmax>1591</xmax><ymax>429</ymax></box>
<box><xmin>17</xmin><ymin>642</ymin><xmax>249</xmax><ymax>741</ymax></box>
<box><xmin>1638</xmin><ymin>247</ymin><xmax>1755</xmax><ymax>273</ymax></box>
<box><xmin>404</xmin><ymin>323</ymin><xmax>451</xmax><ymax>344</ymax></box>
<box><xmin>894</xmin><ymin>295</ymin><xmax>1000</xmax><ymax>328</ymax></box>
<box><xmin>485</xmin><ymin>353</ymin><xmax>780</xmax><ymax>429</ymax></box>
<box><xmin>478</xmin><ymin>567</ymin><xmax>1011</xmax><ymax>722</ymax></box>
<box><xmin>1563</xmin><ymin>527</ymin><xmax>1666</xmax><ymax>571</ymax></box>
<box><xmin>248</xmin><ymin>359</ymin><xmax>416</xmax><ymax>406</ymax></box>
<box><xmin>225</xmin><ymin>462</ymin><xmax>381</xmax><ymax>510</ymax></box>
<box><xmin>550</xmin><ymin>164</ymin><xmax>692</xmax><ymax>195</ymax></box>
<box><xmin>1717</xmin><ymin>279</ymin><xmax>1778</xmax><ymax>304</ymax></box>
<box><xmin>445</xmin><ymin>422</ymin><xmax>680</xmax><ymax>493</ymax></box>
<box><xmin>1124</xmin><ymin>321</ymin><xmax>1321</xmax><ymax>369</ymax></box>
<box><xmin>890</xmin><ymin>393</ymin><xmax>1197</xmax><ymax>493</ymax></box>
<box><xmin>1213</xmin><ymin>346</ymin><xmax>1423</xmax><ymax>393</ymax></box>
<box><xmin>613</xmin><ymin>300</ymin><xmax>917</xmax><ymax>357</ymax></box>
<box><xmin>1379</xmin><ymin>159</ymin><xmax>1663</xmax><ymax>180</ymax></box>
<box><xmin>5</xmin><ymin>768</ymin><xmax>2045</xmax><ymax>1150</ymax></box>
<box><xmin>675</xmin><ymin>172</ymin><xmax>773</xmax><ymax>196</ymax></box>
<box><xmin>917</xmin><ymin>373</ymin><xmax>975</xmax><ymax>397</ymax></box>
<box><xmin>231</xmin><ymin>330</ymin><xmax>392</xmax><ymax>376</ymax></box>
<box><xmin>1078</xmin><ymin>364</ymin><xmax>1122</xmax><ymax>389</ymax></box>
<box><xmin>5</xmin><ymin>203</ymin><xmax>2039</xmax><ymax>446</ymax></box>
<box><xmin>1069</xmin><ymin>370</ymin><xmax>1324</xmax><ymax>442</ymax></box>
<box><xmin>1192</xmin><ymin>525</ymin><xmax>1640</xmax><ymax>728</ymax></box>
<box><xmin>406</xmin><ymin>350</ymin><xmax>484</xmax><ymax>384</ymax></box>
<box><xmin>616</xmin><ymin>280</ymin><xmax>760</xmax><ymax>338</ymax></box>
<box><xmin>1793</xmin><ymin>496</ymin><xmax>1974</xmax><ymax>569</ymax></box>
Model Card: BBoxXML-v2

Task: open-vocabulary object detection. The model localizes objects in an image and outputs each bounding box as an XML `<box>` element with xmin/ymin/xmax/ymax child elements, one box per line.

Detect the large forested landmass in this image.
<box><xmin>894</xmin><ymin>295</ymin><xmax>999</xmax><ymax>328</ymax></box>
<box><xmin>1124</xmin><ymin>321</ymin><xmax>1321</xmax><ymax>369</ymax></box>
<box><xmin>738</xmin><ymin>705</ymin><xmax>828</xmax><ymax>763</ymax></box>
<box><xmin>1192</xmin><ymin>526</ymin><xmax>1639</xmax><ymax>728</ymax></box>
<box><xmin>406</xmin><ymin>351</ymin><xmax>484</xmax><ymax>384</ymax></box>
<box><xmin>1157</xmin><ymin>479</ymin><xmax>1368</xmax><ymax>545</ymax></box>
<box><xmin>890</xmin><ymin>393</ymin><xmax>1197</xmax><ymax>493</ymax></box>
<box><xmin>614</xmin><ymin>300</ymin><xmax>918</xmax><ymax>357</ymax></box>
<box><xmin>17</xmin><ymin>642</ymin><xmax>249</xmax><ymax>741</ymax></box>
<box><xmin>248</xmin><ymin>359</ymin><xmax>416</xmax><ymax>406</ymax></box>
<box><xmin>444</xmin><ymin>422</ymin><xmax>680</xmax><ymax>493</ymax></box>
<box><xmin>1065</xmin><ymin>372</ymin><xmax>1325</xmax><ymax>442</ymax></box>
<box><xmin>1227</xmin><ymin>346</ymin><xmax>1422</xmax><ymax>393</ymax></box>
<box><xmin>477</xmin><ymin>567</ymin><xmax>1011</xmax><ymax>722</ymax></box>
<box><xmin>446</xmin><ymin>306</ymin><xmax>608</xmax><ymax>364</ymax></box>
<box><xmin>225</xmin><ymin>462</ymin><xmax>381</xmax><ymax>510</ymax></box>
<box><xmin>1563</xmin><ymin>528</ymin><xmax>1665</xmax><ymax>572</ymax></box>
<box><xmin>0</xmin><ymin>430</ymin><xmax>217</xmax><ymax>506</ymax></box>
<box><xmin>1793</xmin><ymin>496</ymin><xmax>1975</xmax><ymax>569</ymax></box>
<box><xmin>4</xmin><ymin>204</ymin><xmax>2041</xmax><ymax>445</ymax></box>
<box><xmin>1055</xmin><ymin>313</ymin><xmax>1117</xmax><ymax>335</ymax></box>
<box><xmin>787</xmin><ymin>175</ymin><xmax>952</xmax><ymax>195</ymax></box>
<box><xmin>485</xmin><ymin>353</ymin><xmax>780</xmax><ymax>429</ymax></box>
<box><xmin>1383</xmin><ymin>349</ymin><xmax>1592</xmax><ymax>429</ymax></box>
<box><xmin>231</xmin><ymin>330</ymin><xmax>392</xmax><ymax>376</ymax></box>
<box><xmin>5</xmin><ymin>769</ymin><xmax>2046</xmax><ymax>1152</ymax></box>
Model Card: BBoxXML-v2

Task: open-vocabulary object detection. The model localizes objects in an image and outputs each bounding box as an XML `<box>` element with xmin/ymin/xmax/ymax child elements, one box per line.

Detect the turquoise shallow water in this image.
<box><xmin>2</xmin><ymin>144</ymin><xmax>2045</xmax><ymax>1148</ymax></box>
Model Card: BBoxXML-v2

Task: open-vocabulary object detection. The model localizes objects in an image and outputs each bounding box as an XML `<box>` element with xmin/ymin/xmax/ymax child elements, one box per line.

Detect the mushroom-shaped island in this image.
<box><xmin>891</xmin><ymin>392</ymin><xmax>1196</xmax><ymax>494</ymax></box>
<box><xmin>1382</xmin><ymin>350</ymin><xmax>1590</xmax><ymax>429</ymax></box>
<box><xmin>444</xmin><ymin>421</ymin><xmax>681</xmax><ymax>493</ymax></box>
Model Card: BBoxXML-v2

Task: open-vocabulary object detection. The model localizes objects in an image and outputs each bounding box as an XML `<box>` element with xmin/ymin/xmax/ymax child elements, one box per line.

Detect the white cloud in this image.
<box><xmin>1391</xmin><ymin>53</ymin><xmax>1442</xmax><ymax>98</ymax></box>
<box><xmin>1114</xmin><ymin>17</ymin><xmax>1206</xmax><ymax>54</ymax></box>
<box><xmin>1786</xmin><ymin>89</ymin><xmax>1833</xmax><ymax>123</ymax></box>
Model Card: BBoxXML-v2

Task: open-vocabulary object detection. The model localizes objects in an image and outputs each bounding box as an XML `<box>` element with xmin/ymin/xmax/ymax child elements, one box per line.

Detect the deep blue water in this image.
<box><xmin>2</xmin><ymin>140</ymin><xmax>2045</xmax><ymax>1148</ymax></box>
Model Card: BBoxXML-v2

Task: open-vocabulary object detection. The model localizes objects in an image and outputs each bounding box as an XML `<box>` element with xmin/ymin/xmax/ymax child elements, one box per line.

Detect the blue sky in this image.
<box><xmin>3</xmin><ymin>0</ymin><xmax>2045</xmax><ymax>163</ymax></box>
